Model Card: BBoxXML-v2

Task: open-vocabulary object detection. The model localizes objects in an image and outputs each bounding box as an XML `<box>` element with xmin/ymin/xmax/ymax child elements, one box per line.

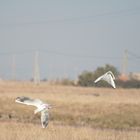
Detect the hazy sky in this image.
<box><xmin>0</xmin><ymin>0</ymin><xmax>140</xmax><ymax>80</ymax></box>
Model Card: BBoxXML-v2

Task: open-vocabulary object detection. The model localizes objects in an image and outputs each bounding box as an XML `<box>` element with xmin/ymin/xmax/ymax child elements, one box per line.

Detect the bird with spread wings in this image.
<box><xmin>15</xmin><ymin>96</ymin><xmax>52</xmax><ymax>128</ymax></box>
<box><xmin>94</xmin><ymin>71</ymin><xmax>116</xmax><ymax>88</ymax></box>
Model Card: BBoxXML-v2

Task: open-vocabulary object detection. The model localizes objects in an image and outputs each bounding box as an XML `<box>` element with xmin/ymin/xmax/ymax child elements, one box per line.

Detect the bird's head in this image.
<box><xmin>40</xmin><ymin>104</ymin><xmax>52</xmax><ymax>111</ymax></box>
<box><xmin>44</xmin><ymin>104</ymin><xmax>52</xmax><ymax>109</ymax></box>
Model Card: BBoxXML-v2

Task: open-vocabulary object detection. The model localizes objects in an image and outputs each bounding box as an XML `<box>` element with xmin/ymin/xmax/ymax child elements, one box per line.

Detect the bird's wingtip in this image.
<box><xmin>15</xmin><ymin>97</ymin><xmax>20</xmax><ymax>102</ymax></box>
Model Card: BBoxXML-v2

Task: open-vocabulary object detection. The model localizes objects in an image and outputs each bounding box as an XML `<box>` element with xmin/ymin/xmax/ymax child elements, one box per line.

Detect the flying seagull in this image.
<box><xmin>15</xmin><ymin>96</ymin><xmax>52</xmax><ymax>128</ymax></box>
<box><xmin>94</xmin><ymin>71</ymin><xmax>116</xmax><ymax>88</ymax></box>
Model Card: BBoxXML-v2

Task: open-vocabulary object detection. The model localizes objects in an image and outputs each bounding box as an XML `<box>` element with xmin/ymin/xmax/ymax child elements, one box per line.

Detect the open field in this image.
<box><xmin>0</xmin><ymin>81</ymin><xmax>140</xmax><ymax>139</ymax></box>
<box><xmin>0</xmin><ymin>122</ymin><xmax>140</xmax><ymax>140</ymax></box>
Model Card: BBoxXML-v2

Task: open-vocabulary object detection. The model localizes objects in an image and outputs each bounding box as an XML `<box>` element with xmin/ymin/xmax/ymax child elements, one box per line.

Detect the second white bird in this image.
<box><xmin>94</xmin><ymin>71</ymin><xmax>116</xmax><ymax>88</ymax></box>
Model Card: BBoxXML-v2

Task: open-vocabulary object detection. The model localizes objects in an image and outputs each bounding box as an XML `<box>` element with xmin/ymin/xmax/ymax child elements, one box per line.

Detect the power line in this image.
<box><xmin>0</xmin><ymin>50</ymin><xmax>34</xmax><ymax>56</ymax></box>
<box><xmin>39</xmin><ymin>49</ymin><xmax>121</xmax><ymax>59</ymax></box>
<box><xmin>0</xmin><ymin>49</ymin><xmax>139</xmax><ymax>60</ymax></box>
<box><xmin>127</xmin><ymin>51</ymin><xmax>140</xmax><ymax>59</ymax></box>
<box><xmin>0</xmin><ymin>7</ymin><xmax>140</xmax><ymax>27</ymax></box>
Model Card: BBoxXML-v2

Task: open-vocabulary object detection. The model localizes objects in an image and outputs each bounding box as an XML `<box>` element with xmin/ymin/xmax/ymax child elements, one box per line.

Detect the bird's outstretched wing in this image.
<box><xmin>94</xmin><ymin>71</ymin><xmax>116</xmax><ymax>88</ymax></box>
<box><xmin>15</xmin><ymin>96</ymin><xmax>43</xmax><ymax>107</ymax></box>
<box><xmin>41</xmin><ymin>109</ymin><xmax>49</xmax><ymax>128</ymax></box>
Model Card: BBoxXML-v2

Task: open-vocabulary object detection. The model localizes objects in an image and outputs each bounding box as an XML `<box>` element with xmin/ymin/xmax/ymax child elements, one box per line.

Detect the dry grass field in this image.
<box><xmin>0</xmin><ymin>81</ymin><xmax>140</xmax><ymax>139</ymax></box>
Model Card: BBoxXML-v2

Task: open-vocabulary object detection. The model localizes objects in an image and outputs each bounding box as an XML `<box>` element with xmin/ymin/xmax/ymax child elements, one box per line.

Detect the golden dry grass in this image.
<box><xmin>0</xmin><ymin>121</ymin><xmax>140</xmax><ymax>140</ymax></box>
<box><xmin>0</xmin><ymin>81</ymin><xmax>140</xmax><ymax>139</ymax></box>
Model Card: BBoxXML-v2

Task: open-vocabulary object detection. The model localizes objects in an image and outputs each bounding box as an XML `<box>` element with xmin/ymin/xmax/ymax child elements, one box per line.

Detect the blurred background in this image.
<box><xmin>0</xmin><ymin>0</ymin><xmax>140</xmax><ymax>87</ymax></box>
<box><xmin>1</xmin><ymin>1</ymin><xmax>140</xmax><ymax>139</ymax></box>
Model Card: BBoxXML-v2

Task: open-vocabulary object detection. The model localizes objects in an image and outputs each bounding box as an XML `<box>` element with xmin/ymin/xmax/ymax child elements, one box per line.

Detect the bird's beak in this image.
<box><xmin>48</xmin><ymin>105</ymin><xmax>52</xmax><ymax>109</ymax></box>
<box><xmin>48</xmin><ymin>104</ymin><xmax>57</xmax><ymax>109</ymax></box>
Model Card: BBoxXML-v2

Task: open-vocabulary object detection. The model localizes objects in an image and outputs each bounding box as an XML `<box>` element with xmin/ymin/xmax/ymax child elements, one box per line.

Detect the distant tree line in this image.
<box><xmin>116</xmin><ymin>79</ymin><xmax>140</xmax><ymax>88</ymax></box>
<box><xmin>42</xmin><ymin>64</ymin><xmax>140</xmax><ymax>88</ymax></box>
<box><xmin>77</xmin><ymin>64</ymin><xmax>140</xmax><ymax>88</ymax></box>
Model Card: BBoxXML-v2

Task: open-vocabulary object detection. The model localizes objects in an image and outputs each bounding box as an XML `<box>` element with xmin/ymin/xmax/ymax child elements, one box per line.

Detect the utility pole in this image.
<box><xmin>120</xmin><ymin>49</ymin><xmax>128</xmax><ymax>81</ymax></box>
<box><xmin>12</xmin><ymin>54</ymin><xmax>16</xmax><ymax>80</ymax></box>
<box><xmin>122</xmin><ymin>49</ymin><xmax>128</xmax><ymax>75</ymax></box>
<box><xmin>33</xmin><ymin>51</ymin><xmax>40</xmax><ymax>84</ymax></box>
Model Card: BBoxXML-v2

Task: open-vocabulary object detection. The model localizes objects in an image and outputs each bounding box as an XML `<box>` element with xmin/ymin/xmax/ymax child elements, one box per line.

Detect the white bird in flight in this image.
<box><xmin>94</xmin><ymin>71</ymin><xmax>116</xmax><ymax>88</ymax></box>
<box><xmin>15</xmin><ymin>96</ymin><xmax>52</xmax><ymax>128</ymax></box>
